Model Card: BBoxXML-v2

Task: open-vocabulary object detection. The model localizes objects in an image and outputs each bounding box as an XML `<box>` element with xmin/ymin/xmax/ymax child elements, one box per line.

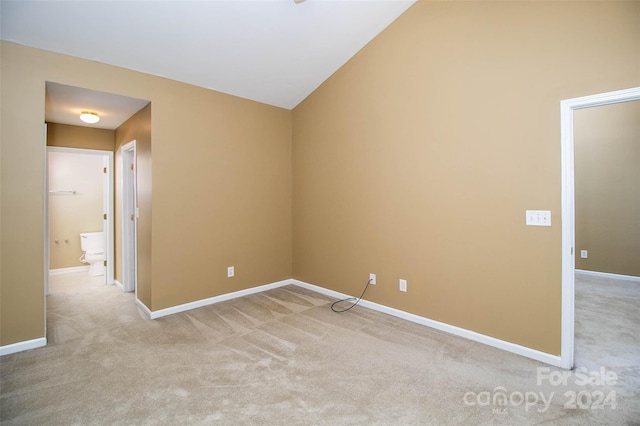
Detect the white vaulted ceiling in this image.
<box><xmin>1</xmin><ymin>0</ymin><xmax>415</xmax><ymax>110</ymax></box>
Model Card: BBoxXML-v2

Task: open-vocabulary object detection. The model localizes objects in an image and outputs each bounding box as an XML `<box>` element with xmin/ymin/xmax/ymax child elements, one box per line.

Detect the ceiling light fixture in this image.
<box><xmin>80</xmin><ymin>111</ymin><xmax>100</xmax><ymax>124</ymax></box>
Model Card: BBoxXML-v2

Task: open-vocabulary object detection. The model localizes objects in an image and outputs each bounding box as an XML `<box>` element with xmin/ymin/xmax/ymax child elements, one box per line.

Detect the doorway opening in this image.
<box><xmin>46</xmin><ymin>147</ymin><xmax>115</xmax><ymax>292</ymax></box>
<box><xmin>560</xmin><ymin>86</ymin><xmax>640</xmax><ymax>369</ymax></box>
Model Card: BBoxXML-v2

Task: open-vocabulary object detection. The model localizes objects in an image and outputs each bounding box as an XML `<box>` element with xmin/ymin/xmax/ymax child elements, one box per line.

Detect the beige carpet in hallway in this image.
<box><xmin>1</xmin><ymin>272</ymin><xmax>638</xmax><ymax>425</ymax></box>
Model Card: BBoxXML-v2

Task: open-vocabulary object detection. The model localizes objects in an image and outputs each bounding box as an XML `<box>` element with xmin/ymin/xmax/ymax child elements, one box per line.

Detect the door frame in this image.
<box><xmin>559</xmin><ymin>86</ymin><xmax>640</xmax><ymax>369</ymax></box>
<box><xmin>45</xmin><ymin>147</ymin><xmax>115</xmax><ymax>287</ymax></box>
<box><xmin>120</xmin><ymin>140</ymin><xmax>138</xmax><ymax>294</ymax></box>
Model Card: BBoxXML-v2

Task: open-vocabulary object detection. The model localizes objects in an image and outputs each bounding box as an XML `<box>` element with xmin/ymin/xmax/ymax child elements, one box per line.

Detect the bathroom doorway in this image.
<box><xmin>46</xmin><ymin>147</ymin><xmax>115</xmax><ymax>291</ymax></box>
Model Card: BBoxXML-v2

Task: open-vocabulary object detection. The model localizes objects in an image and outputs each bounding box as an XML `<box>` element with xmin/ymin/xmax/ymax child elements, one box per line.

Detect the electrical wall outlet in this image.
<box><xmin>227</xmin><ymin>266</ymin><xmax>235</xmax><ymax>277</ymax></box>
<box><xmin>369</xmin><ymin>273</ymin><xmax>376</xmax><ymax>285</ymax></box>
<box><xmin>580</xmin><ymin>250</ymin><xmax>588</xmax><ymax>259</ymax></box>
<box><xmin>399</xmin><ymin>279</ymin><xmax>407</xmax><ymax>292</ymax></box>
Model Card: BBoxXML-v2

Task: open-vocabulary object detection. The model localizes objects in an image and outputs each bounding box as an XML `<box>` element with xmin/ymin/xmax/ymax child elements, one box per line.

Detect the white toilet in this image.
<box><xmin>80</xmin><ymin>232</ymin><xmax>105</xmax><ymax>276</ymax></box>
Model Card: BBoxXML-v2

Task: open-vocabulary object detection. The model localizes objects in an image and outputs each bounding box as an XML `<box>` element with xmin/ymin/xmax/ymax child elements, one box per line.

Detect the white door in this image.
<box><xmin>121</xmin><ymin>141</ymin><xmax>137</xmax><ymax>293</ymax></box>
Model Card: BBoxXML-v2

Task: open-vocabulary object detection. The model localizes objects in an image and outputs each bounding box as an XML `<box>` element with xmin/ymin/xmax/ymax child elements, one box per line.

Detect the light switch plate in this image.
<box><xmin>526</xmin><ymin>210</ymin><xmax>551</xmax><ymax>226</ymax></box>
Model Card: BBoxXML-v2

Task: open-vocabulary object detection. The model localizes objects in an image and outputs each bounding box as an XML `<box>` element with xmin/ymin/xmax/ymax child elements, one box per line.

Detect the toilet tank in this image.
<box><xmin>80</xmin><ymin>232</ymin><xmax>104</xmax><ymax>251</ymax></box>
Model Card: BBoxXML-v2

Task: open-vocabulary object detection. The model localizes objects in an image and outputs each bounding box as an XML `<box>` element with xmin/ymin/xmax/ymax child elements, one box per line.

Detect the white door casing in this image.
<box><xmin>560</xmin><ymin>86</ymin><xmax>640</xmax><ymax>369</ymax></box>
<box><xmin>45</xmin><ymin>146</ymin><xmax>114</xmax><ymax>284</ymax></box>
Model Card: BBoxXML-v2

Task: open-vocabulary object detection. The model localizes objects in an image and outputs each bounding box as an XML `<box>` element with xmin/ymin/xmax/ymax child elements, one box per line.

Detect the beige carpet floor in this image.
<box><xmin>1</xmin><ymin>272</ymin><xmax>638</xmax><ymax>425</ymax></box>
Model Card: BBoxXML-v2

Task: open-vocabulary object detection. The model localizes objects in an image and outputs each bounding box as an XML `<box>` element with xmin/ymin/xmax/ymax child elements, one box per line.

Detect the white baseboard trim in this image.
<box><xmin>0</xmin><ymin>337</ymin><xmax>47</xmax><ymax>356</ymax></box>
<box><xmin>139</xmin><ymin>279</ymin><xmax>292</xmax><ymax>320</ymax></box>
<box><xmin>291</xmin><ymin>279</ymin><xmax>562</xmax><ymax>368</ymax></box>
<box><xmin>114</xmin><ymin>280</ymin><xmax>124</xmax><ymax>291</ymax></box>
<box><xmin>49</xmin><ymin>266</ymin><xmax>89</xmax><ymax>275</ymax></box>
<box><xmin>126</xmin><ymin>277</ymin><xmax>561</xmax><ymax>367</ymax></box>
<box><xmin>2</xmin><ymin>277</ymin><xmax>563</xmax><ymax>364</ymax></box>
<box><xmin>575</xmin><ymin>269</ymin><xmax>640</xmax><ymax>282</ymax></box>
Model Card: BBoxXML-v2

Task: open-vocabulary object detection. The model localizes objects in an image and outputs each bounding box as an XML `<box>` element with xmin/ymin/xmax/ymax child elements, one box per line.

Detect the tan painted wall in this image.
<box><xmin>47</xmin><ymin>122</ymin><xmax>115</xmax><ymax>151</ymax></box>
<box><xmin>0</xmin><ymin>41</ymin><xmax>292</xmax><ymax>346</ymax></box>
<box><xmin>574</xmin><ymin>101</ymin><xmax>640</xmax><ymax>277</ymax></box>
<box><xmin>48</xmin><ymin>151</ymin><xmax>104</xmax><ymax>269</ymax></box>
<box><xmin>149</xmin><ymin>86</ymin><xmax>292</xmax><ymax>310</ymax></box>
<box><xmin>2</xmin><ymin>1</ymin><xmax>638</xmax><ymax>354</ymax></box>
<box><xmin>114</xmin><ymin>104</ymin><xmax>152</xmax><ymax>306</ymax></box>
<box><xmin>292</xmin><ymin>1</ymin><xmax>640</xmax><ymax>355</ymax></box>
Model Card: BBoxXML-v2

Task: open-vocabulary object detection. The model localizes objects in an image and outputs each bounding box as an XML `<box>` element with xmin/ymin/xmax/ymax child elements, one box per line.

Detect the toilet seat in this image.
<box><xmin>84</xmin><ymin>253</ymin><xmax>104</xmax><ymax>262</ymax></box>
